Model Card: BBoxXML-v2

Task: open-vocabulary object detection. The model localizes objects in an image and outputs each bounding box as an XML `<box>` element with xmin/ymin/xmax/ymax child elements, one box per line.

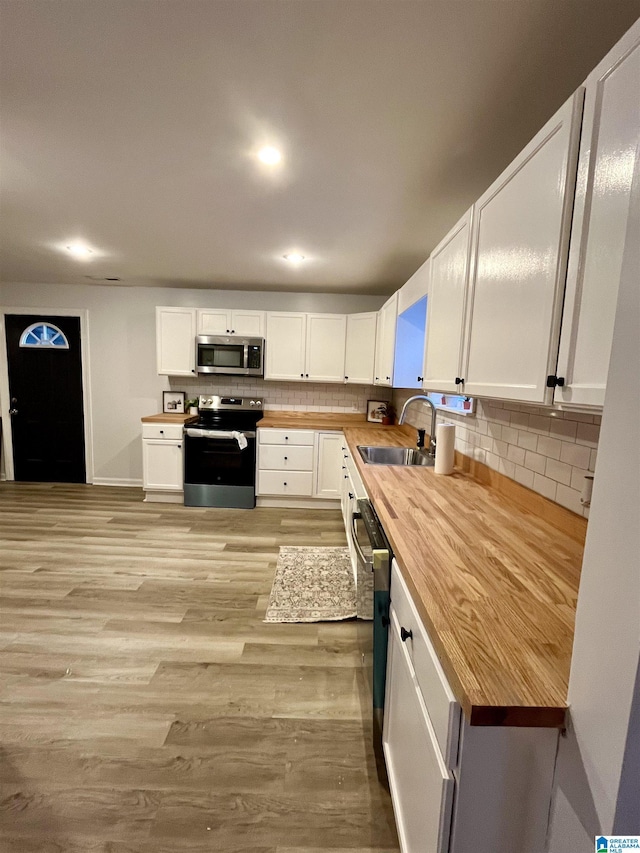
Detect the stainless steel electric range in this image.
<box><xmin>183</xmin><ymin>395</ymin><xmax>263</xmax><ymax>508</ymax></box>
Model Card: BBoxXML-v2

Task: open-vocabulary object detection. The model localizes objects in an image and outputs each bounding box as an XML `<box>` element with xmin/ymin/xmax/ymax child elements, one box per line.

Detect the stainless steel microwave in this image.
<box><xmin>196</xmin><ymin>335</ymin><xmax>264</xmax><ymax>376</ymax></box>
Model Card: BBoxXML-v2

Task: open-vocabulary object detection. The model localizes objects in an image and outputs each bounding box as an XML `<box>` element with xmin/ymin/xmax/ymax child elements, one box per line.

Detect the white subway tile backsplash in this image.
<box><xmin>576</xmin><ymin>422</ymin><xmax>600</xmax><ymax>446</ymax></box>
<box><xmin>545</xmin><ymin>457</ymin><xmax>572</xmax><ymax>486</ymax></box>
<box><xmin>528</xmin><ymin>414</ymin><xmax>551</xmax><ymax>434</ymax></box>
<box><xmin>549</xmin><ymin>418</ymin><xmax>578</xmax><ymax>440</ymax></box>
<box><xmin>560</xmin><ymin>441</ymin><xmax>591</xmax><ymax>469</ymax></box>
<box><xmin>536</xmin><ymin>435</ymin><xmax>562</xmax><ymax>460</ymax></box>
<box><xmin>517</xmin><ymin>431</ymin><xmax>539</xmax><ymax>452</ymax></box>
<box><xmin>514</xmin><ymin>465</ymin><xmax>535</xmax><ymax>489</ymax></box>
<box><xmin>501</xmin><ymin>426</ymin><xmax>519</xmax><ymax>445</ymax></box>
<box><xmin>555</xmin><ymin>483</ymin><xmax>584</xmax><ymax>514</ymax></box>
<box><xmin>533</xmin><ymin>473</ymin><xmax>557</xmax><ymax>501</ymax></box>
<box><xmin>525</xmin><ymin>450</ymin><xmax>547</xmax><ymax>474</ymax></box>
<box><xmin>509</xmin><ymin>412</ymin><xmax>530</xmax><ymax>428</ymax></box>
<box><xmin>507</xmin><ymin>444</ymin><xmax>526</xmax><ymax>467</ymax></box>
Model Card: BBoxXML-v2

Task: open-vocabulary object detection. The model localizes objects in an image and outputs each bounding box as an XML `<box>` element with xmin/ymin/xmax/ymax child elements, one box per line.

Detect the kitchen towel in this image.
<box><xmin>434</xmin><ymin>423</ymin><xmax>455</xmax><ymax>475</ymax></box>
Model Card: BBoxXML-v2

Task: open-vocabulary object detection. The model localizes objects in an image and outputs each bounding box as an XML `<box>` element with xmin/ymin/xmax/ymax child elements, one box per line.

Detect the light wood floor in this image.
<box><xmin>0</xmin><ymin>483</ymin><xmax>399</xmax><ymax>852</ymax></box>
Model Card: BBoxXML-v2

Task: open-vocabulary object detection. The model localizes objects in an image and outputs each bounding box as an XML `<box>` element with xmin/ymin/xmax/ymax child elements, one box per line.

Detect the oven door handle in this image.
<box><xmin>351</xmin><ymin>510</ymin><xmax>372</xmax><ymax>569</ymax></box>
<box><xmin>184</xmin><ymin>429</ymin><xmax>256</xmax><ymax>440</ymax></box>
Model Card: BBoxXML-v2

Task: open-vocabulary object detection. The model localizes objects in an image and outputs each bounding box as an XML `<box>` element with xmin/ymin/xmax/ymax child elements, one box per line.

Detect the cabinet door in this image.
<box><xmin>394</xmin><ymin>296</ymin><xmax>427</xmax><ymax>390</ymax></box>
<box><xmin>142</xmin><ymin>440</ymin><xmax>183</xmax><ymax>490</ymax></box>
<box><xmin>345</xmin><ymin>313</ymin><xmax>377</xmax><ymax>384</ymax></box>
<box><xmin>197</xmin><ymin>310</ymin><xmax>231</xmax><ymax>335</ymax></box>
<box><xmin>305</xmin><ymin>314</ymin><xmax>347</xmax><ymax>382</ymax></box>
<box><xmin>462</xmin><ymin>90</ymin><xmax>584</xmax><ymax>403</ymax></box>
<box><xmin>156</xmin><ymin>307</ymin><xmax>196</xmax><ymax>376</ymax></box>
<box><xmin>264</xmin><ymin>313</ymin><xmax>307</xmax><ymax>380</ymax></box>
<box><xmin>424</xmin><ymin>209</ymin><xmax>473</xmax><ymax>394</ymax></box>
<box><xmin>375</xmin><ymin>293</ymin><xmax>398</xmax><ymax>386</ymax></box>
<box><xmin>555</xmin><ymin>24</ymin><xmax>640</xmax><ymax>407</ymax></box>
<box><xmin>314</xmin><ymin>433</ymin><xmax>343</xmax><ymax>498</ymax></box>
<box><xmin>231</xmin><ymin>310</ymin><xmax>265</xmax><ymax>337</ymax></box>
<box><xmin>383</xmin><ymin>611</ymin><xmax>454</xmax><ymax>853</ymax></box>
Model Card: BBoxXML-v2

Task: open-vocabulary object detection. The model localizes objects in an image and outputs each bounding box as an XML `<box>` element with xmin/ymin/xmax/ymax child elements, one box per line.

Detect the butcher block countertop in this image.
<box><xmin>257</xmin><ymin>411</ymin><xmax>391</xmax><ymax>431</ymax></box>
<box><xmin>338</xmin><ymin>424</ymin><xmax>586</xmax><ymax>728</ymax></box>
<box><xmin>141</xmin><ymin>413</ymin><xmax>198</xmax><ymax>424</ymax></box>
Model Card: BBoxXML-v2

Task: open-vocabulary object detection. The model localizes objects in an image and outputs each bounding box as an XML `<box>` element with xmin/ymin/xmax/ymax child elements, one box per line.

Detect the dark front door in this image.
<box><xmin>6</xmin><ymin>314</ymin><xmax>86</xmax><ymax>483</ymax></box>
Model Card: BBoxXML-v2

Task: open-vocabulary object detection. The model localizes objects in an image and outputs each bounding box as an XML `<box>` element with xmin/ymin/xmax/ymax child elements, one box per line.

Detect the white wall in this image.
<box><xmin>547</xmin><ymin>148</ymin><xmax>640</xmax><ymax>845</ymax></box>
<box><xmin>0</xmin><ymin>281</ymin><xmax>384</xmax><ymax>484</ymax></box>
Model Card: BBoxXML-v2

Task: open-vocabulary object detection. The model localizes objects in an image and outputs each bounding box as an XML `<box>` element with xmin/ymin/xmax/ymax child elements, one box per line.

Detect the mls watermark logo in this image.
<box><xmin>596</xmin><ymin>837</ymin><xmax>640</xmax><ymax>852</ymax></box>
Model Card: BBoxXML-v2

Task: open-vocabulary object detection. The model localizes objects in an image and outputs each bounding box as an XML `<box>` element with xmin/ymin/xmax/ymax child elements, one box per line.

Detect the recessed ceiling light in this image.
<box><xmin>257</xmin><ymin>146</ymin><xmax>282</xmax><ymax>165</ymax></box>
<box><xmin>65</xmin><ymin>242</ymin><xmax>94</xmax><ymax>259</ymax></box>
<box><xmin>283</xmin><ymin>253</ymin><xmax>305</xmax><ymax>263</ymax></box>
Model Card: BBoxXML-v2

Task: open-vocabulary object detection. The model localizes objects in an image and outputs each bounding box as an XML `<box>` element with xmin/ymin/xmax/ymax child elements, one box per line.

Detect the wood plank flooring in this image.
<box><xmin>0</xmin><ymin>483</ymin><xmax>399</xmax><ymax>852</ymax></box>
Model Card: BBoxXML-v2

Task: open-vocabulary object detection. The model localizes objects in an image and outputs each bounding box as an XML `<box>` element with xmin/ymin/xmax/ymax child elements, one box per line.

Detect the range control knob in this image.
<box><xmin>249</xmin><ymin>400</ymin><xmax>255</xmax><ymax>406</ymax></box>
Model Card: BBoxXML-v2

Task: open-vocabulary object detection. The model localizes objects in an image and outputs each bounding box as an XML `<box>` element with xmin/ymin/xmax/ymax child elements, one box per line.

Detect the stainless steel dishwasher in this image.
<box><xmin>352</xmin><ymin>497</ymin><xmax>392</xmax><ymax>782</ymax></box>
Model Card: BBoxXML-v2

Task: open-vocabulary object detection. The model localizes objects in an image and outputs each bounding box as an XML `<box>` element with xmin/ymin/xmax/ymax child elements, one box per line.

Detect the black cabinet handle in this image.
<box><xmin>177</xmin><ymin>444</ymin><xmax>181</xmax><ymax>449</ymax></box>
<box><xmin>159</xmin><ymin>430</ymin><xmax>164</xmax><ymax>434</ymax></box>
<box><xmin>344</xmin><ymin>375</ymin><xmax>348</xmax><ymax>380</ymax></box>
<box><xmin>349</xmin><ymin>492</ymin><xmax>354</xmax><ymax>499</ymax></box>
<box><xmin>417</xmin><ymin>376</ymin><xmax>423</xmax><ymax>382</ymax></box>
<box><xmin>191</xmin><ymin>369</ymin><xmax>196</xmax><ymax>373</ymax></box>
<box><xmin>455</xmin><ymin>377</ymin><xmax>464</xmax><ymax>385</ymax></box>
<box><xmin>300</xmin><ymin>373</ymin><xmax>304</xmax><ymax>377</ymax></box>
<box><xmin>381</xmin><ymin>615</ymin><xmax>390</xmax><ymax>628</ymax></box>
<box><xmin>283</xmin><ymin>482</ymin><xmax>287</xmax><ymax>486</ymax></box>
<box><xmin>284</xmin><ymin>456</ymin><xmax>288</xmax><ymax>461</ymax></box>
<box><xmin>231</xmin><ymin>329</ymin><xmax>235</xmax><ymax>334</ymax></box>
<box><xmin>400</xmin><ymin>627</ymin><xmax>413</xmax><ymax>642</ymax></box>
<box><xmin>284</xmin><ymin>436</ymin><xmax>289</xmax><ymax>441</ymax></box>
<box><xmin>305</xmin><ymin>373</ymin><xmax>309</xmax><ymax>378</ymax></box>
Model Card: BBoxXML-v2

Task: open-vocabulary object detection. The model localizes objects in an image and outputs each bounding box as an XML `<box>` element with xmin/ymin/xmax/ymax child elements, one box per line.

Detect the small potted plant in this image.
<box><xmin>380</xmin><ymin>402</ymin><xmax>396</xmax><ymax>426</ymax></box>
<box><xmin>186</xmin><ymin>398</ymin><xmax>199</xmax><ymax>415</ymax></box>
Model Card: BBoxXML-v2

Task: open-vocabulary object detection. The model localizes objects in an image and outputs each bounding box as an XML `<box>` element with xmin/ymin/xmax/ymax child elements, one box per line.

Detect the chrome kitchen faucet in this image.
<box><xmin>398</xmin><ymin>395</ymin><xmax>438</xmax><ymax>457</ymax></box>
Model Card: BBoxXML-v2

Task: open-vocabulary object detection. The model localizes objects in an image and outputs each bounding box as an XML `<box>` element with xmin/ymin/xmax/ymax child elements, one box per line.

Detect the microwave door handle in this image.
<box><xmin>351</xmin><ymin>511</ymin><xmax>371</xmax><ymax>568</ymax></box>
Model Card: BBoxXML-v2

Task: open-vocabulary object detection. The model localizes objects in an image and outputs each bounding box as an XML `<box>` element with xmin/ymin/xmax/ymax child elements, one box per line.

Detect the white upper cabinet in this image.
<box><xmin>375</xmin><ymin>292</ymin><xmax>398</xmax><ymax>386</ymax></box>
<box><xmin>198</xmin><ymin>309</ymin><xmax>265</xmax><ymax>337</ymax></box>
<box><xmin>423</xmin><ymin>208</ymin><xmax>474</xmax><ymax>394</ymax></box>
<box><xmin>461</xmin><ymin>90</ymin><xmax>584</xmax><ymax>403</ymax></box>
<box><xmin>345</xmin><ymin>312</ymin><xmax>377</xmax><ymax>384</ymax></box>
<box><xmin>156</xmin><ymin>307</ymin><xmax>197</xmax><ymax>376</ymax></box>
<box><xmin>305</xmin><ymin>314</ymin><xmax>347</xmax><ymax>382</ymax></box>
<box><xmin>555</xmin><ymin>22</ymin><xmax>640</xmax><ymax>407</ymax></box>
<box><xmin>265</xmin><ymin>312</ymin><xmax>307</xmax><ymax>380</ymax></box>
<box><xmin>265</xmin><ymin>312</ymin><xmax>347</xmax><ymax>383</ymax></box>
<box><xmin>397</xmin><ymin>257</ymin><xmax>430</xmax><ymax>315</ymax></box>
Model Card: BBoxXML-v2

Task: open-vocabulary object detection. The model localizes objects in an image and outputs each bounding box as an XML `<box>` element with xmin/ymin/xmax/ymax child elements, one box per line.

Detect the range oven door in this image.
<box><xmin>352</xmin><ymin>499</ymin><xmax>391</xmax><ymax>780</ymax></box>
<box><xmin>183</xmin><ymin>429</ymin><xmax>257</xmax><ymax>508</ymax></box>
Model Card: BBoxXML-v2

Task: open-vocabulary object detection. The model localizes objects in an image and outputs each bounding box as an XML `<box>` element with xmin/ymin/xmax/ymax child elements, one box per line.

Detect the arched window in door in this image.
<box><xmin>19</xmin><ymin>322</ymin><xmax>70</xmax><ymax>349</ymax></box>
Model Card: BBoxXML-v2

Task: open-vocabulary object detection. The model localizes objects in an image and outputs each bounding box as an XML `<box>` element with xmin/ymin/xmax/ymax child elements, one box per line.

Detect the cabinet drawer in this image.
<box><xmin>259</xmin><ymin>428</ymin><xmax>315</xmax><ymax>446</ymax></box>
<box><xmin>342</xmin><ymin>445</ymin><xmax>367</xmax><ymax>498</ymax></box>
<box><xmin>142</xmin><ymin>423</ymin><xmax>184</xmax><ymax>440</ymax></box>
<box><xmin>383</xmin><ymin>610</ymin><xmax>454</xmax><ymax>853</ymax></box>
<box><xmin>259</xmin><ymin>445</ymin><xmax>314</xmax><ymax>471</ymax></box>
<box><xmin>258</xmin><ymin>470</ymin><xmax>313</xmax><ymax>496</ymax></box>
<box><xmin>390</xmin><ymin>559</ymin><xmax>460</xmax><ymax>769</ymax></box>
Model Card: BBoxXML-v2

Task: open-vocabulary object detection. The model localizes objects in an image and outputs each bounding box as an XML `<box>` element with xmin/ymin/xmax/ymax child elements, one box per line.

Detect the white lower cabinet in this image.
<box><xmin>314</xmin><ymin>432</ymin><xmax>343</xmax><ymax>498</ymax></box>
<box><xmin>384</xmin><ymin>559</ymin><xmax>559</xmax><ymax>853</ymax></box>
<box><xmin>384</xmin><ymin>609</ymin><xmax>454</xmax><ymax>853</ymax></box>
<box><xmin>257</xmin><ymin>429</ymin><xmax>343</xmax><ymax>503</ymax></box>
<box><xmin>142</xmin><ymin>422</ymin><xmax>184</xmax><ymax>501</ymax></box>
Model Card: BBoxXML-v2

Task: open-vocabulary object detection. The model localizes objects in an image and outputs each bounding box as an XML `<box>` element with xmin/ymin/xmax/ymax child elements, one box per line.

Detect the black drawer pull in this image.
<box><xmin>400</xmin><ymin>627</ymin><xmax>413</xmax><ymax>642</ymax></box>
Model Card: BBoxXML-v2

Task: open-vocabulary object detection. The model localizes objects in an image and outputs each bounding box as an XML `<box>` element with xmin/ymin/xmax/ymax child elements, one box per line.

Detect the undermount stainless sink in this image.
<box><xmin>357</xmin><ymin>445</ymin><xmax>435</xmax><ymax>466</ymax></box>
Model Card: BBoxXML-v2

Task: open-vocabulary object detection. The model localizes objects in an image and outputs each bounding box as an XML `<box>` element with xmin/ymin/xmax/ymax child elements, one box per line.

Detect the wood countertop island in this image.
<box><xmin>341</xmin><ymin>425</ymin><xmax>587</xmax><ymax>728</ymax></box>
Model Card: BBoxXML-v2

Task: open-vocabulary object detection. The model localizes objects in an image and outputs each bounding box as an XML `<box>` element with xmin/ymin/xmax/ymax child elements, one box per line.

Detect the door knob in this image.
<box><xmin>9</xmin><ymin>408</ymin><xmax>18</xmax><ymax>415</ymax></box>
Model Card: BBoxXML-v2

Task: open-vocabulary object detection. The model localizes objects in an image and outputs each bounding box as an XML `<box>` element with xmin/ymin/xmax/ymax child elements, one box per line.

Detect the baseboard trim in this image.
<box><xmin>144</xmin><ymin>491</ymin><xmax>184</xmax><ymax>503</ymax></box>
<box><xmin>93</xmin><ymin>477</ymin><xmax>143</xmax><ymax>488</ymax></box>
<box><xmin>256</xmin><ymin>496</ymin><xmax>340</xmax><ymax>510</ymax></box>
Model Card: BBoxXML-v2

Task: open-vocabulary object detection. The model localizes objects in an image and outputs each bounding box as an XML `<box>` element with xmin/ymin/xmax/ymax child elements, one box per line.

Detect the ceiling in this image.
<box><xmin>1</xmin><ymin>1</ymin><xmax>639</xmax><ymax>295</ymax></box>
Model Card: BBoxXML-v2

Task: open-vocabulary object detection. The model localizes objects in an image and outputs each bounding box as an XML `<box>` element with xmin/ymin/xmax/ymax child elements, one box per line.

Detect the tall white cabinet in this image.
<box><xmin>423</xmin><ymin>208</ymin><xmax>474</xmax><ymax>394</ymax></box>
<box><xmin>461</xmin><ymin>90</ymin><xmax>584</xmax><ymax>403</ymax></box>
<box><xmin>554</xmin><ymin>23</ymin><xmax>640</xmax><ymax>407</ymax></box>
<box><xmin>156</xmin><ymin>307</ymin><xmax>197</xmax><ymax>376</ymax></box>
<box><xmin>345</xmin><ymin>312</ymin><xmax>377</xmax><ymax>384</ymax></box>
<box><xmin>375</xmin><ymin>292</ymin><xmax>398</xmax><ymax>386</ymax></box>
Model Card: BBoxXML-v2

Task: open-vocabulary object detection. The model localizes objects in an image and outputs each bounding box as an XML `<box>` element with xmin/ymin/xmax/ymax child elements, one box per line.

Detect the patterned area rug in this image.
<box><xmin>264</xmin><ymin>546</ymin><xmax>356</xmax><ymax>623</ymax></box>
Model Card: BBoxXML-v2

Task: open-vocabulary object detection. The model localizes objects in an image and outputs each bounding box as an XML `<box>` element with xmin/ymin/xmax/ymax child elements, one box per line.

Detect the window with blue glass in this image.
<box><xmin>19</xmin><ymin>322</ymin><xmax>69</xmax><ymax>349</ymax></box>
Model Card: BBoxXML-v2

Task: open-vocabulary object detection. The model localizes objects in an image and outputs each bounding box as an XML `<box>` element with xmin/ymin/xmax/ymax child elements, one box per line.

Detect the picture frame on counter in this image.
<box><xmin>366</xmin><ymin>400</ymin><xmax>388</xmax><ymax>423</ymax></box>
<box><xmin>163</xmin><ymin>391</ymin><xmax>186</xmax><ymax>413</ymax></box>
